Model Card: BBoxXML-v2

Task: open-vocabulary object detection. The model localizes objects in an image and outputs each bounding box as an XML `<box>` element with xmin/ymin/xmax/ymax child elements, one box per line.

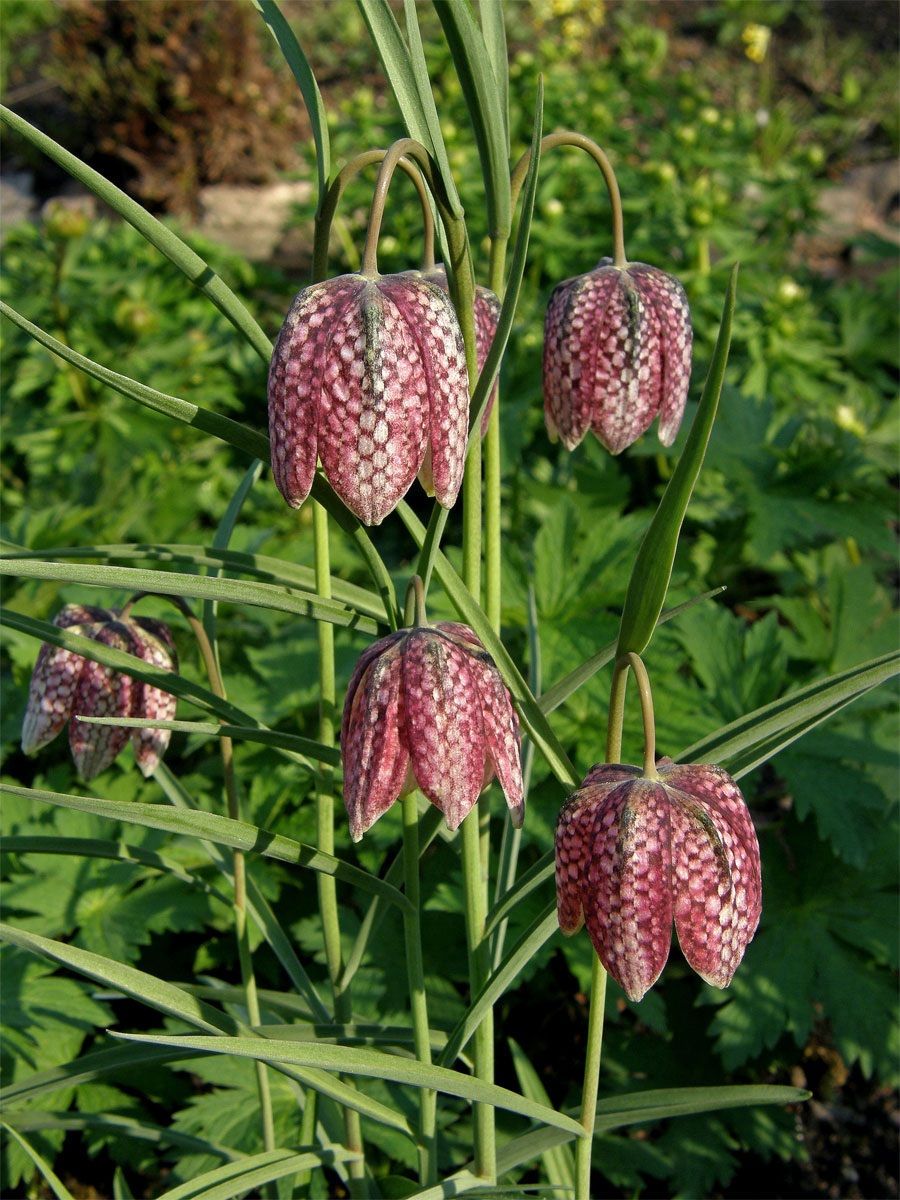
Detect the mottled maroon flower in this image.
<box><xmin>21</xmin><ymin>604</ymin><xmax>178</xmax><ymax>781</ymax></box>
<box><xmin>555</xmin><ymin>757</ymin><xmax>761</xmax><ymax>1001</ymax></box>
<box><xmin>341</xmin><ymin>621</ymin><xmax>524</xmax><ymax>841</ymax></box>
<box><xmin>419</xmin><ymin>264</ymin><xmax>501</xmax><ymax>435</ymax></box>
<box><xmin>268</xmin><ymin>271</ymin><xmax>470</xmax><ymax>526</ymax></box>
<box><xmin>543</xmin><ymin>258</ymin><xmax>692</xmax><ymax>454</ymax></box>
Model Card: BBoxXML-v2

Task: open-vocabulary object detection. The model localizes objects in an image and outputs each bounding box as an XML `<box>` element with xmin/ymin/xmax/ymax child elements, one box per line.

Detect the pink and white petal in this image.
<box><xmin>383</xmin><ymin>277</ymin><xmax>469</xmax><ymax>511</ymax></box>
<box><xmin>340</xmin><ymin>630</ymin><xmax>406</xmax><ymax>754</ymax></box>
<box><xmin>554</xmin><ymin>789</ymin><xmax>603</xmax><ymax>935</ymax></box>
<box><xmin>129</xmin><ymin>623</ymin><xmax>178</xmax><ymax>777</ymax></box>
<box><xmin>591</xmin><ymin>276</ymin><xmax>656</xmax><ymax>455</ymax></box>
<box><xmin>268</xmin><ymin>276</ymin><xmax>363</xmax><ymax>508</ymax></box>
<box><xmin>21</xmin><ymin>641</ymin><xmax>86</xmax><ymax>754</ymax></box>
<box><xmin>583</xmin><ymin>779</ymin><xmax>675</xmax><ymax>1002</ymax></box>
<box><xmin>475</xmin><ymin>286</ymin><xmax>501</xmax><ymax>436</ymax></box>
<box><xmin>630</xmin><ymin>265</ymin><xmax>692</xmax><ymax>447</ymax></box>
<box><xmin>458</xmin><ymin>646</ymin><xmax>524</xmax><ymax>826</ymax></box>
<box><xmin>341</xmin><ymin>647</ymin><xmax>409</xmax><ymax>842</ymax></box>
<box><xmin>399</xmin><ymin>630</ymin><xmax>486</xmax><ymax>831</ymax></box>
<box><xmin>54</xmin><ymin>604</ymin><xmax>113</xmax><ymax>628</ymax></box>
<box><xmin>69</xmin><ymin>625</ymin><xmax>139</xmax><ymax>782</ymax></box>
<box><xmin>580</xmin><ymin>762</ymin><xmax>642</xmax><ymax>789</ymax></box>
<box><xmin>542</xmin><ymin>274</ymin><xmax>601</xmax><ymax>451</ymax></box>
<box><xmin>318</xmin><ymin>282</ymin><xmax>428</xmax><ymax>525</ymax></box>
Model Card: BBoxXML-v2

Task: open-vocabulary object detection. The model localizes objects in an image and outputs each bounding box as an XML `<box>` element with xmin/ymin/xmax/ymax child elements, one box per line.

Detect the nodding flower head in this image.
<box><xmin>268</xmin><ymin>270</ymin><xmax>470</xmax><ymax>526</ymax></box>
<box><xmin>341</xmin><ymin>621</ymin><xmax>524</xmax><ymax>841</ymax></box>
<box><xmin>21</xmin><ymin>603</ymin><xmax>177</xmax><ymax>781</ymax></box>
<box><xmin>555</xmin><ymin>758</ymin><xmax>761</xmax><ymax>1001</ymax></box>
<box><xmin>419</xmin><ymin>264</ymin><xmax>501</xmax><ymax>436</ymax></box>
<box><xmin>543</xmin><ymin>259</ymin><xmax>692</xmax><ymax>455</ymax></box>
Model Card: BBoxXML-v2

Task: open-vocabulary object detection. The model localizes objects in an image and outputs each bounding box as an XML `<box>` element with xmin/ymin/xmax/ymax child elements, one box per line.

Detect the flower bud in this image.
<box><xmin>21</xmin><ymin>605</ymin><xmax>178</xmax><ymax>781</ymax></box>
<box><xmin>268</xmin><ymin>270</ymin><xmax>470</xmax><ymax>526</ymax></box>
<box><xmin>555</xmin><ymin>758</ymin><xmax>761</xmax><ymax>1001</ymax></box>
<box><xmin>543</xmin><ymin>259</ymin><xmax>692</xmax><ymax>454</ymax></box>
<box><xmin>341</xmin><ymin>621</ymin><xmax>524</xmax><ymax>841</ymax></box>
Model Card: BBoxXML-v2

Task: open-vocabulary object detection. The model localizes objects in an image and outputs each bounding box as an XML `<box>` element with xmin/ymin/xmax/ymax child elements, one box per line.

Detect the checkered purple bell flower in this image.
<box><xmin>543</xmin><ymin>258</ymin><xmax>692</xmax><ymax>454</ymax></box>
<box><xmin>21</xmin><ymin>603</ymin><xmax>178</xmax><ymax>781</ymax></box>
<box><xmin>268</xmin><ymin>270</ymin><xmax>470</xmax><ymax>526</ymax></box>
<box><xmin>341</xmin><ymin>621</ymin><xmax>524</xmax><ymax>841</ymax></box>
<box><xmin>555</xmin><ymin>757</ymin><xmax>761</xmax><ymax>1001</ymax></box>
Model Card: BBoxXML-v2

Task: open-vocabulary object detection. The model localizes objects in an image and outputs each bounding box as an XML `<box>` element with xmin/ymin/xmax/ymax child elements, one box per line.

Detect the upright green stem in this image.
<box><xmin>123</xmin><ymin>593</ymin><xmax>276</xmax><ymax>1167</ymax></box>
<box><xmin>484</xmin><ymin>235</ymin><xmax>508</xmax><ymax>634</ymax></box>
<box><xmin>313</xmin><ymin>501</ymin><xmax>366</xmax><ymax>1193</ymax></box>
<box><xmin>403</xmin><ymin>792</ymin><xmax>437</xmax><ymax>1185</ymax></box>
<box><xmin>575</xmin><ymin>955</ymin><xmax>608</xmax><ymax>1200</ymax></box>
<box><xmin>460</xmin><ymin>805</ymin><xmax>495</xmax><ymax>1179</ymax></box>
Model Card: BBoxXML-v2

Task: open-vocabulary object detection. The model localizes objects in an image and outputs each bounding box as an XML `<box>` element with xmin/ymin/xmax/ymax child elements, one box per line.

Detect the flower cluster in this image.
<box><xmin>21</xmin><ymin>604</ymin><xmax>177</xmax><ymax>781</ymax></box>
<box><xmin>555</xmin><ymin>758</ymin><xmax>761</xmax><ymax>1001</ymax></box>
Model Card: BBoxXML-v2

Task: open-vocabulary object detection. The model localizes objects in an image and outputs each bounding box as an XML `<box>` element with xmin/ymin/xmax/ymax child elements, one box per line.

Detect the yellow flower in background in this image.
<box><xmin>742</xmin><ymin>23</ymin><xmax>771</xmax><ymax>64</ymax></box>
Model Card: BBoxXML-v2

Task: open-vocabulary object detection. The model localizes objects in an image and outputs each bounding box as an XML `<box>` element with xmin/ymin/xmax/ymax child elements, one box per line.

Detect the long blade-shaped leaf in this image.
<box><xmin>484</xmin><ymin>851</ymin><xmax>553</xmax><ymax>938</ymax></box>
<box><xmin>434</xmin><ymin>0</ymin><xmax>511</xmax><ymax>238</ymax></box>
<box><xmin>79</xmin><ymin>717</ymin><xmax>339</xmax><ymax>764</ymax></box>
<box><xmin>5</xmin><ymin>1110</ymin><xmax>238</xmax><ymax>1162</ymax></box>
<box><xmin>1</xmin><ymin>1122</ymin><xmax>74</xmax><ymax>1200</ymax></box>
<box><xmin>358</xmin><ymin>0</ymin><xmax>461</xmax><ymax>217</ymax></box>
<box><xmin>679</xmin><ymin>651</ymin><xmax>899</xmax><ymax>765</ymax></box>
<box><xmin>156</xmin><ymin>1146</ymin><xmax>362</xmax><ymax>1200</ymax></box>
<box><xmin>478</xmin><ymin>1</ymin><xmax>509</xmax><ymax>152</ymax></box>
<box><xmin>616</xmin><ymin>266</ymin><xmax>738</xmax><ymax>656</ymax></box>
<box><xmin>1</xmin><ymin>783</ymin><xmax>412</xmax><ymax>914</ymax></box>
<box><xmin>252</xmin><ymin>0</ymin><xmax>330</xmax><ymax>206</ymax></box>
<box><xmin>0</xmin><ymin>107</ymin><xmax>271</xmax><ymax>361</ymax></box>
<box><xmin>0</xmin><ymin>557</ymin><xmax>378</xmax><ymax>635</ymax></box>
<box><xmin>111</xmin><ymin>1032</ymin><xmax>586</xmax><ymax>1137</ymax></box>
<box><xmin>0</xmin><ymin>541</ymin><xmax>385</xmax><ymax>619</ymax></box>
<box><xmin>508</xmin><ymin>1039</ymin><xmax>575</xmax><ymax>1192</ymax></box>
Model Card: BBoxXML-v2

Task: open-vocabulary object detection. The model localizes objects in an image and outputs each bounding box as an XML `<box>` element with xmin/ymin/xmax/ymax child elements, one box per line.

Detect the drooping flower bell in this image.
<box><xmin>419</xmin><ymin>263</ymin><xmax>501</xmax><ymax>435</ymax></box>
<box><xmin>555</xmin><ymin>757</ymin><xmax>761</xmax><ymax>1001</ymax></box>
<box><xmin>21</xmin><ymin>603</ymin><xmax>178</xmax><ymax>781</ymax></box>
<box><xmin>543</xmin><ymin>258</ymin><xmax>692</xmax><ymax>454</ymax></box>
<box><xmin>268</xmin><ymin>267</ymin><xmax>470</xmax><ymax>526</ymax></box>
<box><xmin>341</xmin><ymin>615</ymin><xmax>524</xmax><ymax>841</ymax></box>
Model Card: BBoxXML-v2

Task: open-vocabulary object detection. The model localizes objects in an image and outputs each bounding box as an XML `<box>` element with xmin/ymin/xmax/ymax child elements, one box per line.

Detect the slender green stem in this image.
<box><xmin>510</xmin><ymin>131</ymin><xmax>627</xmax><ymax>267</ymax></box>
<box><xmin>606</xmin><ymin>658</ymin><xmax>630</xmax><ymax>763</ymax></box>
<box><xmin>313</xmin><ymin>502</ymin><xmax>366</xmax><ymax>1193</ymax></box>
<box><xmin>575</xmin><ymin>954</ymin><xmax>608</xmax><ymax>1200</ymax></box>
<box><xmin>624</xmin><ymin>652</ymin><xmax>659</xmax><ymax>777</ymax></box>
<box><xmin>124</xmin><ymin>592</ymin><xmax>276</xmax><ymax>1167</ymax></box>
<box><xmin>484</xmin><ymin>235</ymin><xmax>508</xmax><ymax>634</ymax></box>
<box><xmin>403</xmin><ymin>792</ymin><xmax>437</xmax><ymax>1185</ymax></box>
<box><xmin>404</xmin><ymin>575</ymin><xmax>427</xmax><ymax>628</ymax></box>
<box><xmin>460</xmin><ymin>804</ymin><xmax>495</xmax><ymax>1180</ymax></box>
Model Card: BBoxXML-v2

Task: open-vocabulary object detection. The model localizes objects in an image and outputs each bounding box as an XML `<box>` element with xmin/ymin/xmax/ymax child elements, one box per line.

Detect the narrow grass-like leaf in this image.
<box><xmin>0</xmin><ymin>106</ymin><xmax>271</xmax><ymax>361</ymax></box>
<box><xmin>395</xmin><ymin>501</ymin><xmax>578</xmax><ymax>790</ymax></box>
<box><xmin>79</xmin><ymin>717</ymin><xmax>339</xmax><ymax>764</ymax></box>
<box><xmin>0</xmin><ymin>558</ymin><xmax>379</xmax><ymax>635</ymax></box>
<box><xmin>679</xmin><ymin>651</ymin><xmax>899</xmax><ymax>765</ymax></box>
<box><xmin>0</xmin><ymin>300</ymin><xmax>269</xmax><ymax>458</ymax></box>
<box><xmin>478</xmin><ymin>1</ymin><xmax>509</xmax><ymax>151</ymax></box>
<box><xmin>538</xmin><ymin>589</ymin><xmax>725</xmax><ymax>716</ymax></box>
<box><xmin>484</xmin><ymin>850</ymin><xmax>553</xmax><ymax>939</ymax></box>
<box><xmin>358</xmin><ymin>0</ymin><xmax>461</xmax><ymax>217</ymax></box>
<box><xmin>203</xmin><ymin>458</ymin><xmax>265</xmax><ymax>654</ymax></box>
<box><xmin>1</xmin><ymin>542</ymin><xmax>386</xmax><ymax>621</ymax></box>
<box><xmin>5</xmin><ymin>1111</ymin><xmax>238</xmax><ymax>1162</ymax></box>
<box><xmin>156</xmin><ymin>1146</ymin><xmax>362</xmax><ymax>1200</ymax></box>
<box><xmin>0</xmin><ymin>1043</ymin><xmax>205</xmax><ymax>1107</ymax></box>
<box><xmin>1</xmin><ymin>783</ymin><xmax>413</xmax><ymax>914</ymax></box>
<box><xmin>434</xmin><ymin>0</ymin><xmax>511</xmax><ymax>238</ymax></box>
<box><xmin>1</xmin><ymin>836</ymin><xmax>231</xmax><ymax>903</ymax></box>
<box><xmin>439</xmin><ymin>907</ymin><xmax>558</xmax><ymax>1067</ymax></box>
<box><xmin>493</xmin><ymin>1085</ymin><xmax>809</xmax><ymax>1173</ymax></box>
<box><xmin>616</xmin><ymin>266</ymin><xmax>738</xmax><ymax>657</ymax></box>
<box><xmin>1</xmin><ymin>1122</ymin><xmax>75</xmax><ymax>1200</ymax></box>
<box><xmin>111</xmin><ymin>1032</ymin><xmax>586</xmax><ymax>1136</ymax></box>
<box><xmin>508</xmin><ymin>1039</ymin><xmax>575</xmax><ymax>1192</ymax></box>
<box><xmin>252</xmin><ymin>0</ymin><xmax>330</xmax><ymax>205</ymax></box>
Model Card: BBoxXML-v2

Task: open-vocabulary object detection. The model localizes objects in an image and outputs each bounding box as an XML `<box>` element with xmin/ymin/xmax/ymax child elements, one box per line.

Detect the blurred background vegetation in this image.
<box><xmin>1</xmin><ymin>1</ymin><xmax>897</xmax><ymax>1197</ymax></box>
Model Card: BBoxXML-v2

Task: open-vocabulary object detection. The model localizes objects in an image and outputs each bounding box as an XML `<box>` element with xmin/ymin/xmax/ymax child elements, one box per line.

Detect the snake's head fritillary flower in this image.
<box><xmin>21</xmin><ymin>605</ymin><xmax>178</xmax><ymax>781</ymax></box>
<box><xmin>341</xmin><ymin>621</ymin><xmax>524</xmax><ymax>841</ymax></box>
<box><xmin>555</xmin><ymin>757</ymin><xmax>761</xmax><ymax>1001</ymax></box>
<box><xmin>543</xmin><ymin>259</ymin><xmax>692</xmax><ymax>454</ymax></box>
<box><xmin>268</xmin><ymin>270</ymin><xmax>470</xmax><ymax>526</ymax></box>
<box><xmin>420</xmin><ymin>264</ymin><xmax>501</xmax><ymax>436</ymax></box>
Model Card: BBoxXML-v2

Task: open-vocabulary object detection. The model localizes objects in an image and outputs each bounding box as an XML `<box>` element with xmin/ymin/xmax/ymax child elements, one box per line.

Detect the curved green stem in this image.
<box><xmin>403</xmin><ymin>792</ymin><xmax>437</xmax><ymax>1185</ymax></box>
<box><xmin>510</xmin><ymin>131</ymin><xmax>626</xmax><ymax>267</ymax></box>
<box><xmin>404</xmin><ymin>575</ymin><xmax>427</xmax><ymax>628</ymax></box>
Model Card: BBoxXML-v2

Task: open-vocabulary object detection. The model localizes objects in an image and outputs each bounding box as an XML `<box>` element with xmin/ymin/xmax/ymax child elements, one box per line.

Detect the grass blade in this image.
<box><xmin>1</xmin><ymin>1122</ymin><xmax>75</xmax><ymax>1200</ymax></box>
<box><xmin>155</xmin><ymin>1146</ymin><xmax>362</xmax><ymax>1200</ymax></box>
